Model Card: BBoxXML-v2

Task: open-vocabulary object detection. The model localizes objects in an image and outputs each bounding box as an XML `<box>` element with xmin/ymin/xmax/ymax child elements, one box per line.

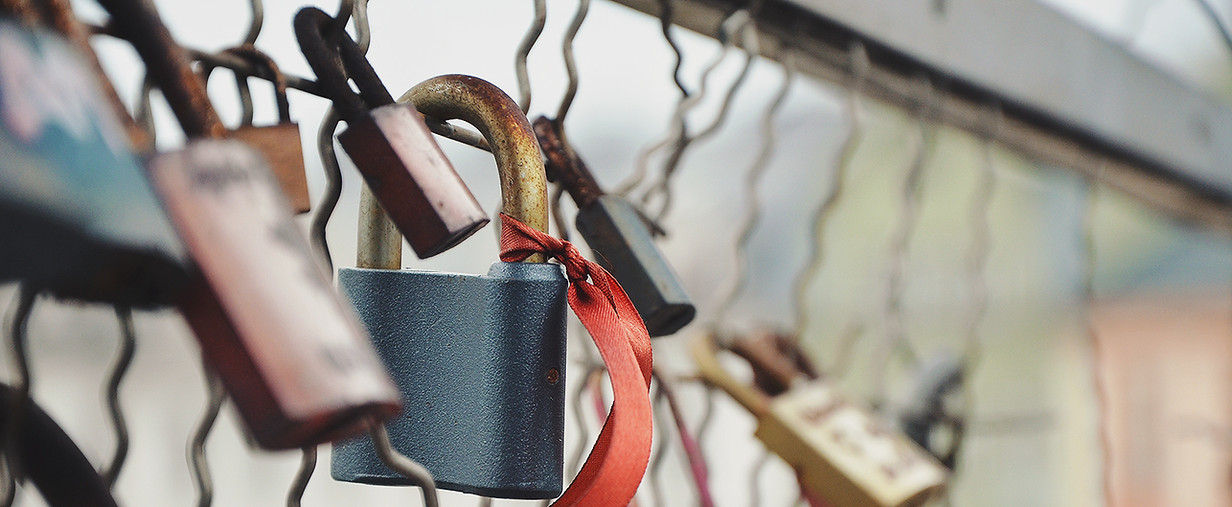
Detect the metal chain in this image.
<box><xmin>1</xmin><ymin>287</ymin><xmax>35</xmax><ymax>507</ymax></box>
<box><xmin>515</xmin><ymin>0</ymin><xmax>546</xmax><ymax>113</ymax></box>
<box><xmin>869</xmin><ymin>76</ymin><xmax>936</xmax><ymax>407</ymax></box>
<box><xmin>100</xmin><ymin>307</ymin><xmax>136</xmax><ymax>490</ymax></box>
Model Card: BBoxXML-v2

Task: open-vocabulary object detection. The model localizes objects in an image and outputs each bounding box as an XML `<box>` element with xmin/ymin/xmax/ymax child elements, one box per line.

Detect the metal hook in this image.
<box><xmin>242</xmin><ymin>0</ymin><xmax>263</xmax><ymax>45</ymax></box>
<box><xmin>100</xmin><ymin>307</ymin><xmax>136</xmax><ymax>490</ymax></box>
<box><xmin>189</xmin><ymin>370</ymin><xmax>225</xmax><ymax>507</ymax></box>
<box><xmin>515</xmin><ymin>0</ymin><xmax>546</xmax><ymax>113</ymax></box>
<box><xmin>371</xmin><ymin>424</ymin><xmax>440</xmax><ymax>507</ymax></box>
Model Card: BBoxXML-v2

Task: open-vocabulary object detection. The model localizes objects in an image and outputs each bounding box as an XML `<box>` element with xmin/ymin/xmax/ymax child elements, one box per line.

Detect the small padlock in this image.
<box><xmin>0</xmin><ymin>16</ymin><xmax>188</xmax><ymax>306</ymax></box>
<box><xmin>693</xmin><ymin>332</ymin><xmax>949</xmax><ymax>507</ymax></box>
<box><xmin>294</xmin><ymin>8</ymin><xmax>487</xmax><ymax>258</ymax></box>
<box><xmin>535</xmin><ymin>117</ymin><xmax>694</xmax><ymax>336</ymax></box>
<box><xmin>101</xmin><ymin>0</ymin><xmax>402</xmax><ymax>449</ymax></box>
<box><xmin>332</xmin><ymin>74</ymin><xmax>568</xmax><ymax>500</ymax></box>
<box><xmin>221</xmin><ymin>46</ymin><xmax>311</xmax><ymax>214</ymax></box>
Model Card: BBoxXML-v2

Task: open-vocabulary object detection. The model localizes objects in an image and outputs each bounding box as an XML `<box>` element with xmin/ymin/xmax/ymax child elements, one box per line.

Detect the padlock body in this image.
<box><xmin>338</xmin><ymin>102</ymin><xmax>488</xmax><ymax>259</ymax></box>
<box><xmin>231</xmin><ymin>122</ymin><xmax>311</xmax><ymax>214</ymax></box>
<box><xmin>148</xmin><ymin>140</ymin><xmax>402</xmax><ymax>449</ymax></box>
<box><xmin>0</xmin><ymin>19</ymin><xmax>188</xmax><ymax>306</ymax></box>
<box><xmin>576</xmin><ymin>194</ymin><xmax>694</xmax><ymax>336</ymax></box>
<box><xmin>334</xmin><ymin>262</ymin><xmax>568</xmax><ymax>499</ymax></box>
<box><xmin>755</xmin><ymin>380</ymin><xmax>948</xmax><ymax>507</ymax></box>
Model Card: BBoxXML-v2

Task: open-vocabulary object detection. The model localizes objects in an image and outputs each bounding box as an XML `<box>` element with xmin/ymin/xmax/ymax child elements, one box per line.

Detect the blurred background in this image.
<box><xmin>4</xmin><ymin>0</ymin><xmax>1232</xmax><ymax>505</ymax></box>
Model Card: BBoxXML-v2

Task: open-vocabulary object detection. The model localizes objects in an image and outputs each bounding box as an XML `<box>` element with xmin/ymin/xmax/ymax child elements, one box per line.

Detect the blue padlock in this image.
<box><xmin>333</xmin><ymin>75</ymin><xmax>568</xmax><ymax>500</ymax></box>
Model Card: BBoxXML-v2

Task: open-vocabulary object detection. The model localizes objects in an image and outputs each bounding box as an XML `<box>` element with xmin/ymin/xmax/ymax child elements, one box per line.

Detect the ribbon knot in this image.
<box><xmin>497</xmin><ymin>213</ymin><xmax>653</xmax><ymax>507</ymax></box>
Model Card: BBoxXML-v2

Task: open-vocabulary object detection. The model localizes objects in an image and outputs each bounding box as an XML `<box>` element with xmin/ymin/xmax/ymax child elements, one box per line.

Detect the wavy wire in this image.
<box><xmin>1083</xmin><ymin>166</ymin><xmax>1113</xmax><ymax>506</ymax></box>
<box><xmin>515</xmin><ymin>0</ymin><xmax>546</xmax><ymax>113</ymax></box>
<box><xmin>189</xmin><ymin>371</ymin><xmax>224</xmax><ymax>507</ymax></box>
<box><xmin>869</xmin><ymin>78</ymin><xmax>936</xmax><ymax>407</ymax></box>
<box><xmin>100</xmin><ymin>307</ymin><xmax>136</xmax><ymax>490</ymax></box>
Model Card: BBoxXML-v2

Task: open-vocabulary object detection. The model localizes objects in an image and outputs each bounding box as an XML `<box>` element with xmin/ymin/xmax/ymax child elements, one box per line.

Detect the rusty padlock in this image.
<box><xmin>693</xmin><ymin>332</ymin><xmax>948</xmax><ymax>507</ymax></box>
<box><xmin>295</xmin><ymin>7</ymin><xmax>487</xmax><ymax>258</ymax></box>
<box><xmin>219</xmin><ymin>46</ymin><xmax>311</xmax><ymax>214</ymax></box>
<box><xmin>0</xmin><ymin>14</ymin><xmax>188</xmax><ymax>306</ymax></box>
<box><xmin>535</xmin><ymin>117</ymin><xmax>694</xmax><ymax>336</ymax></box>
<box><xmin>332</xmin><ymin>74</ymin><xmax>568</xmax><ymax>499</ymax></box>
<box><xmin>100</xmin><ymin>0</ymin><xmax>401</xmax><ymax>449</ymax></box>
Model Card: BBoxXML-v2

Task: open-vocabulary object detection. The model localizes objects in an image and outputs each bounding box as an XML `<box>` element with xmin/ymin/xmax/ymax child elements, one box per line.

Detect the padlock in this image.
<box><xmin>221</xmin><ymin>46</ymin><xmax>311</xmax><ymax>214</ymax></box>
<box><xmin>332</xmin><ymin>74</ymin><xmax>568</xmax><ymax>500</ymax></box>
<box><xmin>294</xmin><ymin>7</ymin><xmax>487</xmax><ymax>258</ymax></box>
<box><xmin>534</xmin><ymin>117</ymin><xmax>694</xmax><ymax>337</ymax></box>
<box><xmin>693</xmin><ymin>332</ymin><xmax>948</xmax><ymax>507</ymax></box>
<box><xmin>896</xmin><ymin>353</ymin><xmax>964</xmax><ymax>468</ymax></box>
<box><xmin>0</xmin><ymin>16</ymin><xmax>188</xmax><ymax>306</ymax></box>
<box><xmin>100</xmin><ymin>0</ymin><xmax>402</xmax><ymax>449</ymax></box>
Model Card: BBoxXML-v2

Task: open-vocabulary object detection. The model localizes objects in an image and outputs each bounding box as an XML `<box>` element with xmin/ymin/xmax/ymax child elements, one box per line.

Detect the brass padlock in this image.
<box><xmin>693</xmin><ymin>332</ymin><xmax>948</xmax><ymax>507</ymax></box>
<box><xmin>534</xmin><ymin>117</ymin><xmax>695</xmax><ymax>336</ymax></box>
<box><xmin>295</xmin><ymin>7</ymin><xmax>487</xmax><ymax>258</ymax></box>
<box><xmin>102</xmin><ymin>0</ymin><xmax>402</xmax><ymax>449</ymax></box>
<box><xmin>222</xmin><ymin>46</ymin><xmax>311</xmax><ymax>214</ymax></box>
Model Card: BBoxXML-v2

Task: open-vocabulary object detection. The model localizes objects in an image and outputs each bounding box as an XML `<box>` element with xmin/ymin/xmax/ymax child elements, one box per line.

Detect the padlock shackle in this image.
<box><xmin>227</xmin><ymin>46</ymin><xmax>293</xmax><ymax>125</ymax></box>
<box><xmin>690</xmin><ymin>333</ymin><xmax>769</xmax><ymax>416</ymax></box>
<box><xmin>400</xmin><ymin>75</ymin><xmax>550</xmax><ymax>263</ymax></box>
<box><xmin>534</xmin><ymin>116</ymin><xmax>603</xmax><ymax>209</ymax></box>
<box><xmin>95</xmin><ymin>0</ymin><xmax>225</xmax><ymax>139</ymax></box>
<box><xmin>294</xmin><ymin>7</ymin><xmax>393</xmax><ymax>123</ymax></box>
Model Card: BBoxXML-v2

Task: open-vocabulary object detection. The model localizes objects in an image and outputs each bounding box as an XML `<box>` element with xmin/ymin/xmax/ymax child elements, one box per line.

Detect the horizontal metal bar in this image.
<box><xmin>610</xmin><ymin>0</ymin><xmax>1232</xmax><ymax>232</ymax></box>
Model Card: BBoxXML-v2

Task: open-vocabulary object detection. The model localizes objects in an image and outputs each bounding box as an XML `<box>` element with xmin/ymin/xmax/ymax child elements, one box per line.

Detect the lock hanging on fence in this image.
<box><xmin>332</xmin><ymin>74</ymin><xmax>568</xmax><ymax>500</ymax></box>
<box><xmin>100</xmin><ymin>0</ymin><xmax>404</xmax><ymax>450</ymax></box>
<box><xmin>219</xmin><ymin>46</ymin><xmax>311</xmax><ymax>214</ymax></box>
<box><xmin>693</xmin><ymin>332</ymin><xmax>949</xmax><ymax>507</ymax></box>
<box><xmin>535</xmin><ymin>117</ymin><xmax>695</xmax><ymax>337</ymax></box>
<box><xmin>0</xmin><ymin>17</ymin><xmax>188</xmax><ymax>306</ymax></box>
<box><xmin>295</xmin><ymin>7</ymin><xmax>488</xmax><ymax>258</ymax></box>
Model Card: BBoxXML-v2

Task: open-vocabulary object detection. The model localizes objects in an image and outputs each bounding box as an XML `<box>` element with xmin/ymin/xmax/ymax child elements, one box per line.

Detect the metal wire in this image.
<box><xmin>1</xmin><ymin>287</ymin><xmax>35</xmax><ymax>507</ymax></box>
<box><xmin>951</xmin><ymin>105</ymin><xmax>1001</xmax><ymax>477</ymax></box>
<box><xmin>712</xmin><ymin>49</ymin><xmax>792</xmax><ymax>322</ymax></box>
<box><xmin>791</xmin><ymin>42</ymin><xmax>868</xmax><ymax>347</ymax></box>
<box><xmin>613</xmin><ymin>0</ymin><xmax>691</xmax><ymax>196</ymax></box>
<box><xmin>746</xmin><ymin>451</ymin><xmax>772</xmax><ymax>507</ymax></box>
<box><xmin>285</xmin><ymin>446</ymin><xmax>316</xmax><ymax>507</ymax></box>
<box><xmin>371</xmin><ymin>424</ymin><xmax>440</xmax><ymax>507</ymax></box>
<box><xmin>100</xmin><ymin>307</ymin><xmax>136</xmax><ymax>490</ymax></box>
<box><xmin>647</xmin><ymin>384</ymin><xmax>669</xmax><ymax>506</ymax></box>
<box><xmin>135</xmin><ymin>76</ymin><xmax>158</xmax><ymax>146</ymax></box>
<box><xmin>870</xmin><ymin>77</ymin><xmax>936</xmax><ymax>407</ymax></box>
<box><xmin>1195</xmin><ymin>0</ymin><xmax>1232</xmax><ymax>58</ymax></box>
<box><xmin>1083</xmin><ymin>166</ymin><xmax>1113</xmax><ymax>507</ymax></box>
<box><xmin>189</xmin><ymin>370</ymin><xmax>225</xmax><ymax>507</ymax></box>
<box><xmin>556</xmin><ymin>0</ymin><xmax>590</xmax><ymax>132</ymax></box>
<box><xmin>311</xmin><ymin>110</ymin><xmax>344</xmax><ymax>268</ymax></box>
<box><xmin>515</xmin><ymin>0</ymin><xmax>546</xmax><ymax>113</ymax></box>
<box><xmin>645</xmin><ymin>11</ymin><xmax>759</xmax><ymax>223</ymax></box>
<box><xmin>243</xmin><ymin>0</ymin><xmax>263</xmax><ymax>45</ymax></box>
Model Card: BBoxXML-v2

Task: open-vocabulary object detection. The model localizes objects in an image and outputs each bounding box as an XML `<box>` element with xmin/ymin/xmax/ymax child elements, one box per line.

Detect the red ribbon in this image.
<box><xmin>499</xmin><ymin>213</ymin><xmax>653</xmax><ymax>507</ymax></box>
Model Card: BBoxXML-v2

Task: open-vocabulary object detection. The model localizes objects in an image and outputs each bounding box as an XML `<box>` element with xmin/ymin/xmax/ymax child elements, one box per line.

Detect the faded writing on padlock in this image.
<box><xmin>220</xmin><ymin>47</ymin><xmax>310</xmax><ymax>214</ymax></box>
<box><xmin>295</xmin><ymin>7</ymin><xmax>487</xmax><ymax>258</ymax></box>
<box><xmin>150</xmin><ymin>140</ymin><xmax>401</xmax><ymax>448</ymax></box>
<box><xmin>99</xmin><ymin>0</ymin><xmax>402</xmax><ymax>449</ymax></box>
<box><xmin>332</xmin><ymin>75</ymin><xmax>568</xmax><ymax>500</ymax></box>
<box><xmin>0</xmin><ymin>17</ymin><xmax>188</xmax><ymax>306</ymax></box>
<box><xmin>693</xmin><ymin>333</ymin><xmax>948</xmax><ymax>507</ymax></box>
<box><xmin>535</xmin><ymin>117</ymin><xmax>694</xmax><ymax>337</ymax></box>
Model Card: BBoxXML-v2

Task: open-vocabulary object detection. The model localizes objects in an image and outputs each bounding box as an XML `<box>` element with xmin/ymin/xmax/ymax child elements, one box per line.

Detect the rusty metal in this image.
<box><xmin>356</xmin><ymin>184</ymin><xmax>401</xmax><ymax>270</ymax></box>
<box><xmin>729</xmin><ymin>331</ymin><xmax>818</xmax><ymax>397</ymax></box>
<box><xmin>400</xmin><ymin>74</ymin><xmax>550</xmax><ymax>262</ymax></box>
<box><xmin>224</xmin><ymin>46</ymin><xmax>311</xmax><ymax>214</ymax></box>
<box><xmin>536</xmin><ymin>117</ymin><xmax>602</xmax><ymax>209</ymax></box>
<box><xmin>94</xmin><ymin>0</ymin><xmax>225</xmax><ymax>139</ymax></box>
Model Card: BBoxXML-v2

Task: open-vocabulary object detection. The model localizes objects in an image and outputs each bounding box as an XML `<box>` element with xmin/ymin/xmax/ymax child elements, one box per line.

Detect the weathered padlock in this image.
<box><xmin>295</xmin><ymin>7</ymin><xmax>487</xmax><ymax>258</ymax></box>
<box><xmin>220</xmin><ymin>47</ymin><xmax>311</xmax><ymax>214</ymax></box>
<box><xmin>535</xmin><ymin>117</ymin><xmax>694</xmax><ymax>336</ymax></box>
<box><xmin>332</xmin><ymin>74</ymin><xmax>568</xmax><ymax>500</ymax></box>
<box><xmin>0</xmin><ymin>16</ymin><xmax>188</xmax><ymax>306</ymax></box>
<box><xmin>102</xmin><ymin>0</ymin><xmax>402</xmax><ymax>449</ymax></box>
<box><xmin>693</xmin><ymin>332</ymin><xmax>948</xmax><ymax>507</ymax></box>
